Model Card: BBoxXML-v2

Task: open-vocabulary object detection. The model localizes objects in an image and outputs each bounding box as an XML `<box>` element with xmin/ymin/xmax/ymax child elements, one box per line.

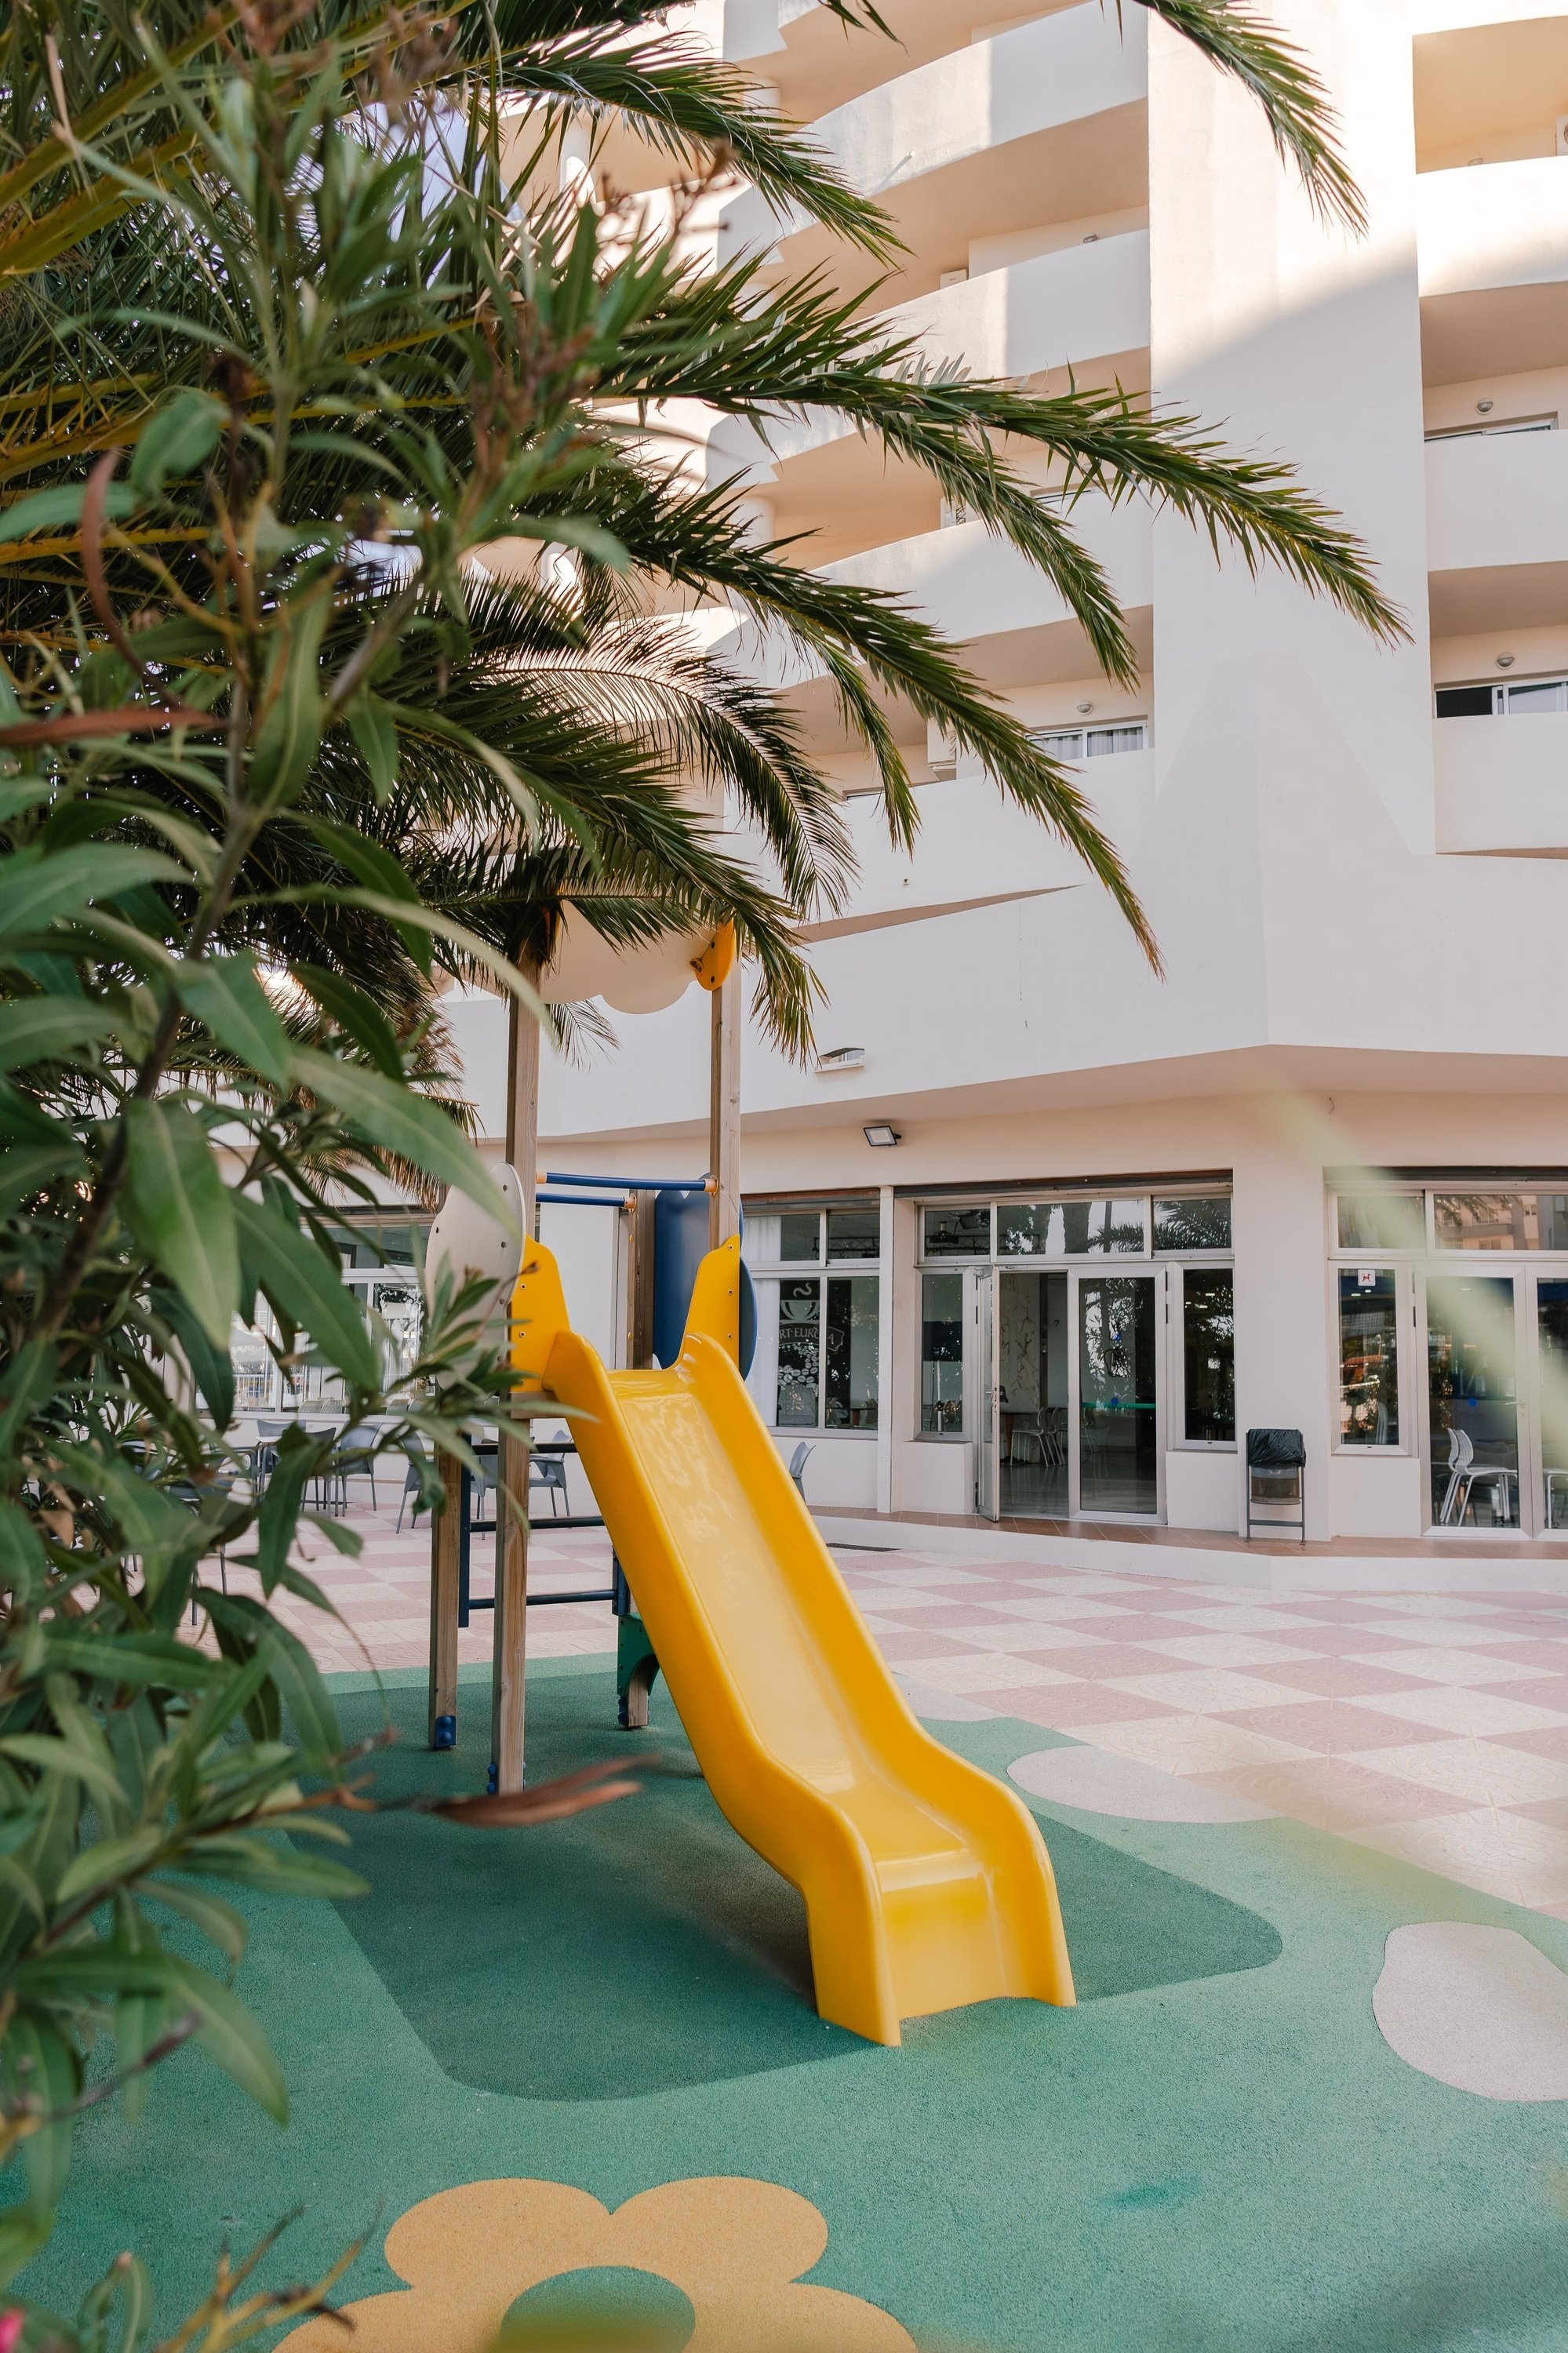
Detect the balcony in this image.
<box><xmin>1435</xmin><ymin>711</ymin><xmax>1568</xmax><ymax>854</ymax></box>
<box><xmin>1418</xmin><ymin>159</ymin><xmax>1568</xmax><ymax>378</ymax></box>
<box><xmin>828</xmin><ymin>755</ymin><xmax>1156</xmax><ymax>929</ymax></box>
<box><xmin>720</xmin><ymin>501</ymin><xmax>1154</xmax><ymax>711</ymax></box>
<box><xmin>718</xmin><ymin>3</ymin><xmax>1148</xmax><ymax>304</ymax></box>
<box><xmin>723</xmin><ymin>0</ymin><xmax>1028</xmax><ymax>125</ymax></box>
<box><xmin>1425</xmin><ymin>425</ymin><xmax>1568</xmax><ymax>631</ymax></box>
<box><xmin>708</xmin><ymin>233</ymin><xmax>1152</xmax><ymax>561</ymax></box>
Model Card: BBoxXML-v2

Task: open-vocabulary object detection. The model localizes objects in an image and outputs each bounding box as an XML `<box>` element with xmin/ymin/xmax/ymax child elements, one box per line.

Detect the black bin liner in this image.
<box><xmin>1246</xmin><ymin>1427</ymin><xmax>1306</xmax><ymax>1470</ymax></box>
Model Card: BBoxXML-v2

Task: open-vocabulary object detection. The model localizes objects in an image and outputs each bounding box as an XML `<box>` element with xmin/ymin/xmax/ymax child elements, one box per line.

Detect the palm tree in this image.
<box><xmin>0</xmin><ymin>0</ymin><xmax>1401</xmax><ymax>1060</ymax></box>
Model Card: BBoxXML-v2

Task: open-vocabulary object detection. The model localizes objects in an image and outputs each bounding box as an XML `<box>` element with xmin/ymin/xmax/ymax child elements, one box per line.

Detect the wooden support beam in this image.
<box><xmin>493</xmin><ymin>978</ymin><xmax>540</xmax><ymax>1793</ymax></box>
<box><xmin>427</xmin><ymin>1449</ymin><xmax>461</xmax><ymax>1749</ymax></box>
<box><xmin>708</xmin><ymin>962</ymin><xmax>741</xmax><ymax>1250</ymax></box>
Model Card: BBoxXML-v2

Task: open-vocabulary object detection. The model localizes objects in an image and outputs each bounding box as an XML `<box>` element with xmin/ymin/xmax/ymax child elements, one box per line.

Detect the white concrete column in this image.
<box><xmin>1230</xmin><ymin>1101</ymin><xmax>1336</xmax><ymax>1540</ymax></box>
<box><xmin>875</xmin><ymin>1182</ymin><xmax>895</xmax><ymax>1513</ymax></box>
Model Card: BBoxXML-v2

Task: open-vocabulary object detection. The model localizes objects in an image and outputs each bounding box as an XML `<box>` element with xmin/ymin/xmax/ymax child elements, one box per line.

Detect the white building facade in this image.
<box><xmin>449</xmin><ymin>0</ymin><xmax>1568</xmax><ymax>1545</ymax></box>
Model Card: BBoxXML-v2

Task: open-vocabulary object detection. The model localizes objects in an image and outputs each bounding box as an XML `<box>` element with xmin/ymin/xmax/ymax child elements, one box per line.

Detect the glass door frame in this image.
<box><xmin>1417</xmin><ymin>1267</ymin><xmax>1533</xmax><ymax>1535</ymax></box>
<box><xmin>974</xmin><ymin>1264</ymin><xmax>1001</xmax><ymax>1522</ymax></box>
<box><xmin>1068</xmin><ymin>1265</ymin><xmax>1169</xmax><ymax>1522</ymax></box>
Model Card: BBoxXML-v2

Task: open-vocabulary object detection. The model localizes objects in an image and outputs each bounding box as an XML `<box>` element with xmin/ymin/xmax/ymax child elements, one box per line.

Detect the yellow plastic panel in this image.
<box><xmin>511</xmin><ymin>1243</ymin><xmax>1073</xmax><ymax>2045</ymax></box>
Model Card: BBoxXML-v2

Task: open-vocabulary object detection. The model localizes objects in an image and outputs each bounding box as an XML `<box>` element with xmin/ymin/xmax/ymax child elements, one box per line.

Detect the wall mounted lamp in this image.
<box><xmin>864</xmin><ymin>1124</ymin><xmax>901</xmax><ymax>1148</ymax></box>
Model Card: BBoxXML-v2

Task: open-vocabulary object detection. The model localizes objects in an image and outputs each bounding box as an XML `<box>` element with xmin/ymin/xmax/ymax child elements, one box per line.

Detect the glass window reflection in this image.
<box><xmin>1338</xmin><ymin>1271</ymin><xmax>1399</xmax><ymax>1446</ymax></box>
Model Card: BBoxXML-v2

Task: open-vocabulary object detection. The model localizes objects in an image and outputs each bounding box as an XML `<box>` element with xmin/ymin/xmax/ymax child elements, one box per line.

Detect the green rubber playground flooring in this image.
<box><xmin>30</xmin><ymin>1658</ymin><xmax>1568</xmax><ymax>2351</ymax></box>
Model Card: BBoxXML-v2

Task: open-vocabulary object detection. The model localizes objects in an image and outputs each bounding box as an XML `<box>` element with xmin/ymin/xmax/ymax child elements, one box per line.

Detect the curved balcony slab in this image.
<box><xmin>1419</xmin><ymin>159</ymin><xmax>1568</xmax><ymax>376</ymax></box>
<box><xmin>719</xmin><ymin>3</ymin><xmax>1147</xmax><ymax>298</ymax></box>
<box><xmin>719</xmin><ymin>502</ymin><xmax>1153</xmax><ymax>699</ymax></box>
<box><xmin>713</xmin><ymin>233</ymin><xmax>1151</xmax><ymax>488</ymax></box>
<box><xmin>1436</xmin><ymin>711</ymin><xmax>1568</xmax><ymax>853</ymax></box>
<box><xmin>1426</xmin><ymin>427</ymin><xmax>1568</xmax><ymax>629</ymax></box>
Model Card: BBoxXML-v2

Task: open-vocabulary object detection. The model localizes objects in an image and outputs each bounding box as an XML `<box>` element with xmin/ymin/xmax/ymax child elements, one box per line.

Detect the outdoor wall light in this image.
<box><xmin>1477</xmin><ymin>399</ymin><xmax>1494</xmax><ymax>413</ymax></box>
<box><xmin>1075</xmin><ymin>700</ymin><xmax>1093</xmax><ymax>714</ymax></box>
<box><xmin>1497</xmin><ymin>653</ymin><xmax>1515</xmax><ymax>668</ymax></box>
<box><xmin>864</xmin><ymin>1124</ymin><xmax>901</xmax><ymax>1148</ymax></box>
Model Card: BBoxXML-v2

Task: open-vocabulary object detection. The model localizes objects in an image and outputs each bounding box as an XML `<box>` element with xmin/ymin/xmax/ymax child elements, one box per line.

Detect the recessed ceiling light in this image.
<box><xmin>864</xmin><ymin>1124</ymin><xmax>901</xmax><ymax>1148</ymax></box>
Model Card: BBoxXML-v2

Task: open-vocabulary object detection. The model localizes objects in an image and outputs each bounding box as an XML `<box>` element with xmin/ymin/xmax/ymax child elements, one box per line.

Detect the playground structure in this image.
<box><xmin>424</xmin><ymin>918</ymin><xmax>1073</xmax><ymax>2044</ymax></box>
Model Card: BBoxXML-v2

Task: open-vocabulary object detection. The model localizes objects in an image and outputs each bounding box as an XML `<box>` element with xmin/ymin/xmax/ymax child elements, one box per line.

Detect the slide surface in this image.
<box><xmin>513</xmin><ymin>1238</ymin><xmax>1074</xmax><ymax>2046</ymax></box>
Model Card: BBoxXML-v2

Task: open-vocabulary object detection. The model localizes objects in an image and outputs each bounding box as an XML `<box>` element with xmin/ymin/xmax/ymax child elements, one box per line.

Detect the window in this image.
<box><xmin>827</xmin><ymin>1207</ymin><xmax>879</xmax><ymax>1260</ymax></box>
<box><xmin>923</xmin><ymin>1205</ymin><xmax>992</xmax><ymax>1257</ymax></box>
<box><xmin>775</xmin><ymin>1279</ymin><xmax>820</xmax><ymax>1426</ymax></box>
<box><xmin>1182</xmin><ymin>1271</ymin><xmax>1235</xmax><ymax>1442</ymax></box>
<box><xmin>1432</xmin><ymin>1191</ymin><xmax>1568</xmax><ymax>1251</ymax></box>
<box><xmin>1031</xmin><ymin>722</ymin><xmax>1148</xmax><ymax>760</ymax></box>
<box><xmin>1436</xmin><ymin>675</ymin><xmax>1568</xmax><ymax>718</ymax></box>
<box><xmin>1426</xmin><ymin>414</ymin><xmax>1558</xmax><ymax>442</ymax></box>
<box><xmin>1338</xmin><ymin>1271</ymin><xmax>1399</xmax><ymax>1446</ymax></box>
<box><xmin>920</xmin><ymin>1271</ymin><xmax>965</xmax><ymax>1434</ymax></box>
<box><xmin>1155</xmin><ymin>1195</ymin><xmax>1232</xmax><ymax>1252</ymax></box>
<box><xmin>1336</xmin><ymin>1191</ymin><xmax>1424</xmax><ymax>1252</ymax></box>
<box><xmin>745</xmin><ymin>1202</ymin><xmax>881</xmax><ymax>1432</ymax></box>
<box><xmin>993</xmin><ymin>1198</ymin><xmax>1144</xmax><ymax>1256</ymax></box>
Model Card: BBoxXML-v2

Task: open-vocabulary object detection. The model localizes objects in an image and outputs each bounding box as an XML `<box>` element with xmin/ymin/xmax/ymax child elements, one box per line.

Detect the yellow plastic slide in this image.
<box><xmin>511</xmin><ymin>1235</ymin><xmax>1074</xmax><ymax>2046</ymax></box>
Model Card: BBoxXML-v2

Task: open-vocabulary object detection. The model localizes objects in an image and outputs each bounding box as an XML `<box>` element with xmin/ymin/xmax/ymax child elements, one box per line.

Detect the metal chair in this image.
<box><xmin>788</xmin><ymin>1441</ymin><xmax>814</xmax><ymax>1500</ymax></box>
<box><xmin>1438</xmin><ymin>1426</ymin><xmax>1515</xmax><ymax>1526</ymax></box>
<box><xmin>324</xmin><ymin>1422</ymin><xmax>380</xmax><ymax>1517</ymax></box>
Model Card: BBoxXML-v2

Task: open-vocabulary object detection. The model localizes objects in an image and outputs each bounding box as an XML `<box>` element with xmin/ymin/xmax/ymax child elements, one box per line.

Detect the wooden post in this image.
<box><xmin>708</xmin><ymin>961</ymin><xmax>741</xmax><ymax>1250</ymax></box>
<box><xmin>493</xmin><ymin>976</ymin><xmax>540</xmax><ymax>1792</ymax></box>
<box><xmin>427</xmin><ymin>1448</ymin><xmax>461</xmax><ymax>1748</ymax></box>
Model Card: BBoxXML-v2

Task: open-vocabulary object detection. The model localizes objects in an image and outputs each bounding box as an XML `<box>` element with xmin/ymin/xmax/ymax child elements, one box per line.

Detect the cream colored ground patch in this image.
<box><xmin>893</xmin><ymin>1672</ymin><xmax>996</xmax><ymax>1722</ymax></box>
<box><xmin>1008</xmin><ymin>1744</ymin><xmax>1278</xmax><ymax>1823</ymax></box>
<box><xmin>1373</xmin><ymin>1922</ymin><xmax>1568</xmax><ymax>2100</ymax></box>
<box><xmin>278</xmin><ymin>2177</ymin><xmax>915</xmax><ymax>2353</ymax></box>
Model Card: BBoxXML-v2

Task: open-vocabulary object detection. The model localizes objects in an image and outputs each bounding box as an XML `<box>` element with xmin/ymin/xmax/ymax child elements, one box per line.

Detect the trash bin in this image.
<box><xmin>1246</xmin><ymin>1427</ymin><xmax>1306</xmax><ymax>1543</ymax></box>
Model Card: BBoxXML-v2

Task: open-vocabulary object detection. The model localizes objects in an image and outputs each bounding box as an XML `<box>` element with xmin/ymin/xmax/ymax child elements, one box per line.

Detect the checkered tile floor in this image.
<box><xmin>258</xmin><ymin>1499</ymin><xmax>1568</xmax><ymax>1920</ymax></box>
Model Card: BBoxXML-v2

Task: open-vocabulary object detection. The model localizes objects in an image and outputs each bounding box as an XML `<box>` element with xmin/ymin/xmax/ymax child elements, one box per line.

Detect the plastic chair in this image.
<box><xmin>395</xmin><ymin>1435</ymin><xmax>431</xmax><ymax>1532</ymax></box>
<box><xmin>529</xmin><ymin>1453</ymin><xmax>569</xmax><ymax>1518</ymax></box>
<box><xmin>326</xmin><ymin>1422</ymin><xmax>380</xmax><ymax>1517</ymax></box>
<box><xmin>1009</xmin><ymin>1417</ymin><xmax>1046</xmax><ymax>1465</ymax></box>
<box><xmin>788</xmin><ymin>1441</ymin><xmax>814</xmax><ymax>1500</ymax></box>
<box><xmin>1438</xmin><ymin>1426</ymin><xmax>1515</xmax><ymax>1526</ymax></box>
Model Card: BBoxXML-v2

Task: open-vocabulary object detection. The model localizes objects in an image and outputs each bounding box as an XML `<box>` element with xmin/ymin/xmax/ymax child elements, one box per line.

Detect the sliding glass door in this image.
<box><xmin>1073</xmin><ymin>1272</ymin><xmax>1162</xmax><ymax>1516</ymax></box>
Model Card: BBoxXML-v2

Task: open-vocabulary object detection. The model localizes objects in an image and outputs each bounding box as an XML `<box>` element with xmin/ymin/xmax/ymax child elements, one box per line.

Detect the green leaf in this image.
<box><xmin>0</xmin><ymin>1142</ymin><xmax>83</xmax><ymax>1214</ymax></box>
<box><xmin>345</xmin><ymin>691</ymin><xmax>399</xmax><ymax>802</ymax></box>
<box><xmin>7</xmin><ymin>1949</ymin><xmax>177</xmax><ymax>1997</ymax></box>
<box><xmin>293</xmin><ymin>1047</ymin><xmax>517</xmax><ymax>1235</ymax></box>
<box><xmin>0</xmin><ymin>2200</ymin><xmax>53</xmax><ymax>2290</ymax></box>
<box><xmin>0</xmin><ymin>1733</ymin><xmax>124</xmax><ymax>1806</ymax></box>
<box><xmin>41</xmin><ymin>1629</ymin><xmax>216</xmax><ymax>1692</ymax></box>
<box><xmin>0</xmin><ymin>845</ymin><xmax>182</xmax><ymax>946</ymax></box>
<box><xmin>0</xmin><ymin>999</ymin><xmax>115</xmax><ymax>1072</ymax></box>
<box><xmin>0</xmin><ymin>781</ymin><xmax>52</xmax><ymax>827</ymax></box>
<box><xmin>249</xmin><ymin>588</ymin><xmax>331</xmax><ymax>808</ymax></box>
<box><xmin>122</xmin><ymin>1100</ymin><xmax>238</xmax><ymax>1348</ymax></box>
<box><xmin>232</xmin><ymin>1193</ymin><xmax>379</xmax><ymax>1390</ymax></box>
<box><xmin>142</xmin><ymin>1879</ymin><xmax>248</xmax><ymax>1968</ymax></box>
<box><xmin>129</xmin><ymin>391</ymin><xmax>226</xmax><ymax>500</ymax></box>
<box><xmin>5</xmin><ymin>2017</ymin><xmax>78</xmax><ymax>2212</ymax></box>
<box><xmin>295</xmin><ymin>815</ymin><xmax>428</xmax><ymax>976</ymax></box>
<box><xmin>252</xmin><ymin>1424</ymin><xmax>330</xmax><ymax>1596</ymax></box>
<box><xmin>0</xmin><ymin>1503</ymin><xmax>46</xmax><ymax>1592</ymax></box>
<box><xmin>173</xmin><ymin>952</ymin><xmax>289</xmax><ymax>1086</ymax></box>
<box><xmin>156</xmin><ymin>1286</ymin><xmax>235</xmax><ymax>1427</ymax></box>
<box><xmin>162</xmin><ymin>1955</ymin><xmax>287</xmax><ymax>2123</ymax></box>
<box><xmin>503</xmin><ymin>513</ymin><xmax>629</xmax><ymax>572</ymax></box>
<box><xmin>289</xmin><ymin>962</ymin><xmax>404</xmax><ymax>1081</ymax></box>
<box><xmin>204</xmin><ymin>1592</ymin><xmax>341</xmax><ymax>1761</ymax></box>
<box><xmin>54</xmin><ymin>1829</ymin><xmax>166</xmax><ymax>1906</ymax></box>
<box><xmin>0</xmin><ymin>481</ymin><xmax>137</xmax><ymax>544</ymax></box>
<box><xmin>176</xmin><ymin>1836</ymin><xmax>368</xmax><ymax>1901</ymax></box>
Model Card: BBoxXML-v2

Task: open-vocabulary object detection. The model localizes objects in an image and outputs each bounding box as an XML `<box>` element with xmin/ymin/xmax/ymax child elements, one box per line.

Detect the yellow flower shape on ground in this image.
<box><xmin>279</xmin><ymin>2175</ymin><xmax>915</xmax><ymax>2353</ymax></box>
